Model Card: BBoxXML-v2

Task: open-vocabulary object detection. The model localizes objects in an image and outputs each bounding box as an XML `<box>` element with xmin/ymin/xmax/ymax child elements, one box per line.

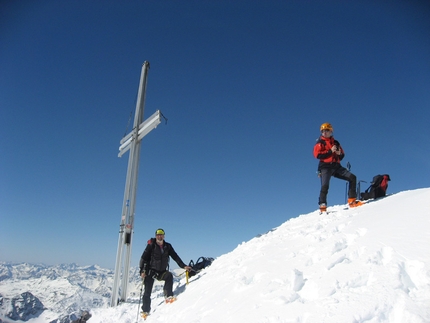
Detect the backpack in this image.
<box><xmin>360</xmin><ymin>174</ymin><xmax>391</xmax><ymax>200</ymax></box>
<box><xmin>188</xmin><ymin>257</ymin><xmax>214</xmax><ymax>277</ymax></box>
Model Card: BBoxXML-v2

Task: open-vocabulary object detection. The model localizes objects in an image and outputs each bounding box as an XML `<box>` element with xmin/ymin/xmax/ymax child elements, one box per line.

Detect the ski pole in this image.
<box><xmin>357</xmin><ymin>180</ymin><xmax>366</xmax><ymax>201</ymax></box>
<box><xmin>136</xmin><ymin>279</ymin><xmax>144</xmax><ymax>323</ymax></box>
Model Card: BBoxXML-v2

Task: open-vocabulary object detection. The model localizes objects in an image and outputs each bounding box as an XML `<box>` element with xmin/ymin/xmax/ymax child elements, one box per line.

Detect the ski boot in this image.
<box><xmin>319</xmin><ymin>203</ymin><xmax>327</xmax><ymax>214</ymax></box>
<box><xmin>348</xmin><ymin>198</ymin><xmax>363</xmax><ymax>208</ymax></box>
<box><xmin>165</xmin><ymin>296</ymin><xmax>176</xmax><ymax>303</ymax></box>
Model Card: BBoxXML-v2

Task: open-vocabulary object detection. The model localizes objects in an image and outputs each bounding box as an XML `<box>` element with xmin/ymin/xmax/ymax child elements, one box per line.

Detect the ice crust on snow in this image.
<box><xmin>1</xmin><ymin>188</ymin><xmax>429</xmax><ymax>323</ymax></box>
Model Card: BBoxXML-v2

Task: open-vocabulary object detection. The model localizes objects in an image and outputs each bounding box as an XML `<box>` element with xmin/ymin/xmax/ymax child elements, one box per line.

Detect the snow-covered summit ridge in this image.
<box><xmin>164</xmin><ymin>188</ymin><xmax>429</xmax><ymax>323</ymax></box>
<box><xmin>1</xmin><ymin>188</ymin><xmax>430</xmax><ymax>323</ymax></box>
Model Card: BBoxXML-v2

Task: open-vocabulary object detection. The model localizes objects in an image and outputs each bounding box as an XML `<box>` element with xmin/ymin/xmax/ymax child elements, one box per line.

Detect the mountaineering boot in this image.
<box><xmin>141</xmin><ymin>312</ymin><xmax>149</xmax><ymax>320</ymax></box>
<box><xmin>348</xmin><ymin>198</ymin><xmax>363</xmax><ymax>208</ymax></box>
<box><xmin>165</xmin><ymin>296</ymin><xmax>176</xmax><ymax>303</ymax></box>
<box><xmin>319</xmin><ymin>203</ymin><xmax>327</xmax><ymax>213</ymax></box>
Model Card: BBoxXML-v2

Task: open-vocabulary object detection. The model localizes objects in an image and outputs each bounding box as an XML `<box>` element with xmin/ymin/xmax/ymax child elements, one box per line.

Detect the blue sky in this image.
<box><xmin>1</xmin><ymin>1</ymin><xmax>429</xmax><ymax>270</ymax></box>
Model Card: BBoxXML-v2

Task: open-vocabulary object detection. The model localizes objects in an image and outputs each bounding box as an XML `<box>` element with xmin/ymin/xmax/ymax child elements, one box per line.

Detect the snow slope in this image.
<box><xmin>95</xmin><ymin>188</ymin><xmax>430</xmax><ymax>323</ymax></box>
<box><xmin>2</xmin><ymin>188</ymin><xmax>430</xmax><ymax>323</ymax></box>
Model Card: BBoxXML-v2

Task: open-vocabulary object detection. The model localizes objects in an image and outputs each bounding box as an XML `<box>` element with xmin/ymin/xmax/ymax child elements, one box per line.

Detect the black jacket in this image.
<box><xmin>139</xmin><ymin>238</ymin><xmax>187</xmax><ymax>275</ymax></box>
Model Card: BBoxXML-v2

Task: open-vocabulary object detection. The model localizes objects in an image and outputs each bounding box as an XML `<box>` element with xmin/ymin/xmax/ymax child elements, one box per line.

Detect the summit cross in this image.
<box><xmin>111</xmin><ymin>61</ymin><xmax>163</xmax><ymax>307</ymax></box>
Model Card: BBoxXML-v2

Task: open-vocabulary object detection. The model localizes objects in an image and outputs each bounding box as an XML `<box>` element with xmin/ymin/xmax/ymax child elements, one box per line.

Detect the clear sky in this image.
<box><xmin>1</xmin><ymin>1</ymin><xmax>429</xmax><ymax>270</ymax></box>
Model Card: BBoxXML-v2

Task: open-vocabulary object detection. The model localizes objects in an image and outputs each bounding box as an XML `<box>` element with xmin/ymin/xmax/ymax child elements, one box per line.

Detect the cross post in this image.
<box><xmin>110</xmin><ymin>61</ymin><xmax>162</xmax><ymax>307</ymax></box>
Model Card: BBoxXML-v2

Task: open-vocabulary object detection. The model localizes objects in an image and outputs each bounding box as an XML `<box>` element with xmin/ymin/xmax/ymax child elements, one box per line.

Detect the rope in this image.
<box><xmin>160</xmin><ymin>111</ymin><xmax>168</xmax><ymax>125</ymax></box>
<box><xmin>123</xmin><ymin>110</ymin><xmax>133</xmax><ymax>137</ymax></box>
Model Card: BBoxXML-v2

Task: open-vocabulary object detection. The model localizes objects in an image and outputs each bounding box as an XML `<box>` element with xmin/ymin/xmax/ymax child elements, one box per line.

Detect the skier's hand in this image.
<box><xmin>140</xmin><ymin>272</ymin><xmax>146</xmax><ymax>279</ymax></box>
<box><xmin>331</xmin><ymin>145</ymin><xmax>341</xmax><ymax>155</ymax></box>
<box><xmin>184</xmin><ymin>266</ymin><xmax>192</xmax><ymax>272</ymax></box>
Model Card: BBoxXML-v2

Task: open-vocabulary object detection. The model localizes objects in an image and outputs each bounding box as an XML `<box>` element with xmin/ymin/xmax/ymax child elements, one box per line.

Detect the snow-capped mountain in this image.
<box><xmin>0</xmin><ymin>263</ymin><xmax>142</xmax><ymax>323</ymax></box>
<box><xmin>1</xmin><ymin>188</ymin><xmax>429</xmax><ymax>323</ymax></box>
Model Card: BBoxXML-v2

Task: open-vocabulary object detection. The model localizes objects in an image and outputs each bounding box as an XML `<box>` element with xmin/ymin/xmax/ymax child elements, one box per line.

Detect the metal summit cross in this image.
<box><xmin>111</xmin><ymin>61</ymin><xmax>162</xmax><ymax>307</ymax></box>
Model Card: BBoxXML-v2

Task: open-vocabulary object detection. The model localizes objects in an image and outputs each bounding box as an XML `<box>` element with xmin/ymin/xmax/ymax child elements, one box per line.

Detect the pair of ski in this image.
<box><xmin>141</xmin><ymin>297</ymin><xmax>177</xmax><ymax>320</ymax></box>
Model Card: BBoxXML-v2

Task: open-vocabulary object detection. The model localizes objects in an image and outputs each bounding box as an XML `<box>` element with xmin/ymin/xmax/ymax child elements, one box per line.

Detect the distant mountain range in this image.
<box><xmin>0</xmin><ymin>262</ymin><xmax>143</xmax><ymax>323</ymax></box>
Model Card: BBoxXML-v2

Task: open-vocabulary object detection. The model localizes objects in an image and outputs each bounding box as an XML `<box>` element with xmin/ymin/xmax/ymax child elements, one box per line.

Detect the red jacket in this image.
<box><xmin>313</xmin><ymin>136</ymin><xmax>345</xmax><ymax>166</ymax></box>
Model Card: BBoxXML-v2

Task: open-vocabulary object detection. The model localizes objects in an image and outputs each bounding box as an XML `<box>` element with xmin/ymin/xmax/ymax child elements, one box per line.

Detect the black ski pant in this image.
<box><xmin>141</xmin><ymin>270</ymin><xmax>173</xmax><ymax>313</ymax></box>
<box><xmin>318</xmin><ymin>165</ymin><xmax>357</xmax><ymax>205</ymax></box>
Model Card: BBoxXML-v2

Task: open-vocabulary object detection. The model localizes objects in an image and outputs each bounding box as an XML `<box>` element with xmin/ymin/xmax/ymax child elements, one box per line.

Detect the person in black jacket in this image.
<box><xmin>139</xmin><ymin>228</ymin><xmax>191</xmax><ymax>315</ymax></box>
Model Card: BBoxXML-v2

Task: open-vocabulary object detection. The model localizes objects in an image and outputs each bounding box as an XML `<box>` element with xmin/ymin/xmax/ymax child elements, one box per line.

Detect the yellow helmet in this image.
<box><xmin>155</xmin><ymin>228</ymin><xmax>165</xmax><ymax>235</ymax></box>
<box><xmin>320</xmin><ymin>123</ymin><xmax>333</xmax><ymax>132</ymax></box>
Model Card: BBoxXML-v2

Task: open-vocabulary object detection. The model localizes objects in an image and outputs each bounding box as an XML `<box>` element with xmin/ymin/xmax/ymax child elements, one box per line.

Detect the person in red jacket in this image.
<box><xmin>313</xmin><ymin>123</ymin><xmax>362</xmax><ymax>213</ymax></box>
